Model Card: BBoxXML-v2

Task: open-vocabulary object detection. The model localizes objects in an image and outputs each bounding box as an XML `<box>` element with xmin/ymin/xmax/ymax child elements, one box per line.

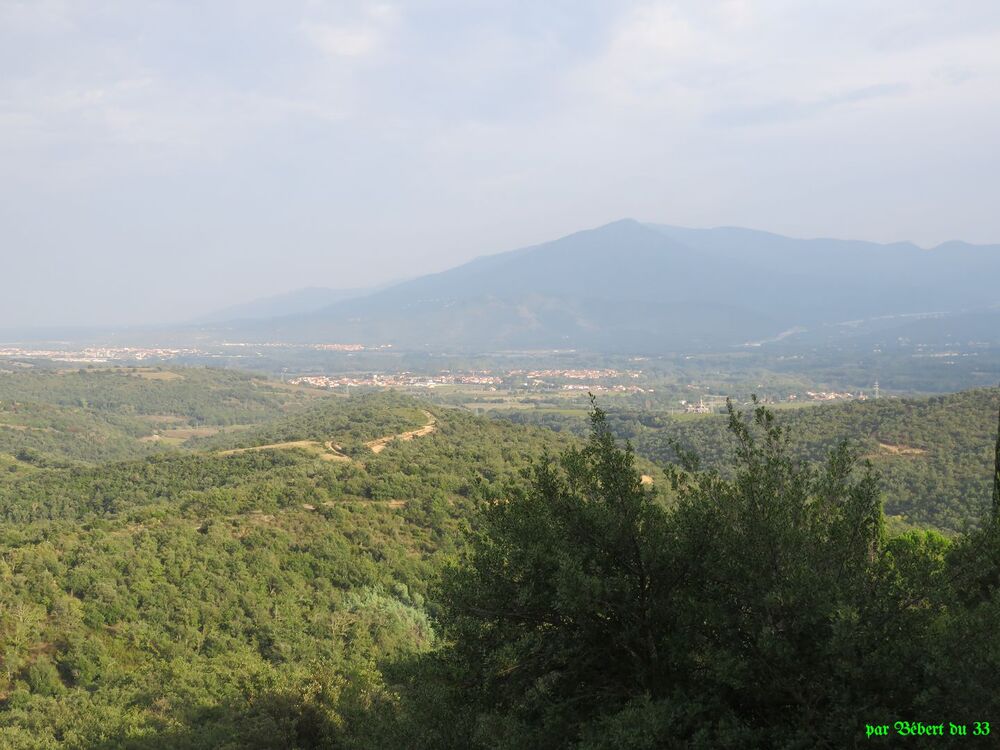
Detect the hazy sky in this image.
<box><xmin>3</xmin><ymin>1</ymin><xmax>1000</xmax><ymax>327</ymax></box>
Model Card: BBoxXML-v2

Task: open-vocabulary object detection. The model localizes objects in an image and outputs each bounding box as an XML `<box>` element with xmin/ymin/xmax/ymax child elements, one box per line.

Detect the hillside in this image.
<box><xmin>0</xmin><ymin>367</ymin><xmax>317</xmax><ymax>466</ymax></box>
<box><xmin>0</xmin><ymin>366</ymin><xmax>997</xmax><ymax>746</ymax></box>
<box><xmin>494</xmin><ymin>387</ymin><xmax>1000</xmax><ymax>533</ymax></box>
<box><xmin>0</xmin><ymin>385</ymin><xmax>590</xmax><ymax>747</ymax></box>
<box><xmin>0</xmin><ymin>367</ymin><xmax>313</xmax><ymax>425</ymax></box>
<box><xmin>217</xmin><ymin>220</ymin><xmax>1000</xmax><ymax>352</ymax></box>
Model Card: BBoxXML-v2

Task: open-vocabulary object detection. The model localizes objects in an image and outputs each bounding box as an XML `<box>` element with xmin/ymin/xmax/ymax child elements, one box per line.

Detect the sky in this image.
<box><xmin>2</xmin><ymin>0</ymin><xmax>1000</xmax><ymax>328</ymax></box>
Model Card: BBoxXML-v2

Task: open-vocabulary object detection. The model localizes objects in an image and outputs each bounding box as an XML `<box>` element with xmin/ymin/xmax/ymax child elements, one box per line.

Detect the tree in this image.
<box><xmin>661</xmin><ymin>400</ymin><xmax>908</xmax><ymax>747</ymax></box>
<box><xmin>434</xmin><ymin>398</ymin><xmax>920</xmax><ymax>749</ymax></box>
<box><xmin>993</xmin><ymin>390</ymin><xmax>1000</xmax><ymax>522</ymax></box>
<box><xmin>435</xmin><ymin>400</ymin><xmax>673</xmax><ymax>748</ymax></box>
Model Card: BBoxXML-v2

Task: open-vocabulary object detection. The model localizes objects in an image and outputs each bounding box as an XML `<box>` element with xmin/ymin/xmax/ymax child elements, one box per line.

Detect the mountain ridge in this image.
<box><xmin>212</xmin><ymin>220</ymin><xmax>998</xmax><ymax>352</ymax></box>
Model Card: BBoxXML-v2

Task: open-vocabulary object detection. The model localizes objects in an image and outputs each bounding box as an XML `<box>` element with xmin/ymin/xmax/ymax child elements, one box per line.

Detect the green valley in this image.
<box><xmin>0</xmin><ymin>366</ymin><xmax>998</xmax><ymax>748</ymax></box>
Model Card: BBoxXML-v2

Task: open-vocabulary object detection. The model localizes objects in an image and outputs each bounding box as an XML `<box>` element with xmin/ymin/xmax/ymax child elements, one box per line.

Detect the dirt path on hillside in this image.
<box><xmin>877</xmin><ymin>442</ymin><xmax>927</xmax><ymax>456</ymax></box>
<box><xmin>366</xmin><ymin>411</ymin><xmax>437</xmax><ymax>454</ymax></box>
<box><xmin>220</xmin><ymin>439</ymin><xmax>351</xmax><ymax>462</ymax></box>
<box><xmin>218</xmin><ymin>411</ymin><xmax>437</xmax><ymax>461</ymax></box>
<box><xmin>323</xmin><ymin>440</ymin><xmax>348</xmax><ymax>457</ymax></box>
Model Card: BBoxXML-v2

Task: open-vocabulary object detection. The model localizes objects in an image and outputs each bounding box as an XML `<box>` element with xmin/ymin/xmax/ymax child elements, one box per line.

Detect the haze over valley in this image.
<box><xmin>7</xmin><ymin>219</ymin><xmax>999</xmax><ymax>357</ymax></box>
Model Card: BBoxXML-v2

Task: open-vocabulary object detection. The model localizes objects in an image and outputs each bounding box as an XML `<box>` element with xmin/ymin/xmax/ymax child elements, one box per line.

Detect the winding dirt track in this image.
<box><xmin>219</xmin><ymin>410</ymin><xmax>437</xmax><ymax>461</ymax></box>
<box><xmin>220</xmin><ymin>439</ymin><xmax>350</xmax><ymax>462</ymax></box>
<box><xmin>365</xmin><ymin>411</ymin><xmax>437</xmax><ymax>454</ymax></box>
<box><xmin>876</xmin><ymin>442</ymin><xmax>927</xmax><ymax>456</ymax></box>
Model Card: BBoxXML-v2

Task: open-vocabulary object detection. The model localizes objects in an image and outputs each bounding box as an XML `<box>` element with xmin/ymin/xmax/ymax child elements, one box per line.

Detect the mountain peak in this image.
<box><xmin>587</xmin><ymin>217</ymin><xmax>648</xmax><ymax>235</ymax></box>
<box><xmin>214</xmin><ymin>221</ymin><xmax>1000</xmax><ymax>353</ymax></box>
<box><xmin>601</xmin><ymin>217</ymin><xmax>642</xmax><ymax>228</ymax></box>
<box><xmin>548</xmin><ymin>218</ymin><xmax>663</xmax><ymax>248</ymax></box>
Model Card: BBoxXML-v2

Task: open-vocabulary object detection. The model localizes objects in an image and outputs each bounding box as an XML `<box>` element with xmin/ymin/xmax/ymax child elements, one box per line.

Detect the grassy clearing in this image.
<box><xmin>129</xmin><ymin>370</ymin><xmax>185</xmax><ymax>381</ymax></box>
<box><xmin>877</xmin><ymin>442</ymin><xmax>928</xmax><ymax>456</ymax></box>
<box><xmin>142</xmin><ymin>426</ymin><xmax>228</xmax><ymax>446</ymax></box>
<box><xmin>219</xmin><ymin>440</ymin><xmax>351</xmax><ymax>462</ymax></box>
<box><xmin>137</xmin><ymin>414</ymin><xmax>188</xmax><ymax>425</ymax></box>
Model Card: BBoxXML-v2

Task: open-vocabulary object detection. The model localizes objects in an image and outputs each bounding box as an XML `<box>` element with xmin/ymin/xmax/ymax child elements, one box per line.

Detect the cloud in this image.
<box><xmin>570</xmin><ymin>3</ymin><xmax>715</xmax><ymax>108</ymax></box>
<box><xmin>2</xmin><ymin>0</ymin><xmax>1000</xmax><ymax>327</ymax></box>
<box><xmin>301</xmin><ymin>4</ymin><xmax>398</xmax><ymax>59</ymax></box>
<box><xmin>710</xmin><ymin>82</ymin><xmax>911</xmax><ymax>127</ymax></box>
<box><xmin>303</xmin><ymin>23</ymin><xmax>381</xmax><ymax>58</ymax></box>
<box><xmin>0</xmin><ymin>0</ymin><xmax>75</xmax><ymax>35</ymax></box>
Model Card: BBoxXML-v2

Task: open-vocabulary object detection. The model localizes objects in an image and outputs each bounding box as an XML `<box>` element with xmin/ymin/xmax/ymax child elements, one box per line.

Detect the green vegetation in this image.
<box><xmin>0</xmin><ymin>367</ymin><xmax>319</xmax><ymax>468</ymax></box>
<box><xmin>0</xmin><ymin>368</ymin><xmax>311</xmax><ymax>425</ymax></box>
<box><xmin>1</xmin><ymin>367</ymin><xmax>999</xmax><ymax>747</ymax></box>
<box><xmin>389</xmin><ymin>399</ymin><xmax>1000</xmax><ymax>747</ymax></box>
<box><xmin>496</xmin><ymin>387</ymin><xmax>1000</xmax><ymax>532</ymax></box>
<box><xmin>192</xmin><ymin>392</ymin><xmax>430</xmax><ymax>456</ymax></box>
<box><xmin>0</xmin><ymin>400</ymin><xmax>160</xmax><ymax>466</ymax></box>
<box><xmin>0</xmin><ymin>383</ymin><xmax>588</xmax><ymax>747</ymax></box>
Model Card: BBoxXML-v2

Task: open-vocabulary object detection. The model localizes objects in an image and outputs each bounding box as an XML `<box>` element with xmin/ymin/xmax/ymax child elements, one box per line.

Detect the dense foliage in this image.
<box><xmin>0</xmin><ymin>387</ymin><xmax>587</xmax><ymax>747</ymax></box>
<box><xmin>410</xmin><ymin>399</ymin><xmax>1000</xmax><ymax>748</ymax></box>
<box><xmin>190</xmin><ymin>392</ymin><xmax>430</xmax><ymax>456</ymax></box>
<box><xmin>0</xmin><ymin>368</ymin><xmax>310</xmax><ymax>424</ymax></box>
<box><xmin>0</xmin><ymin>368</ymin><xmax>316</xmax><ymax>466</ymax></box>
<box><xmin>0</xmin><ymin>400</ymin><xmax>160</xmax><ymax>466</ymax></box>
<box><xmin>496</xmin><ymin>388</ymin><xmax>1000</xmax><ymax>532</ymax></box>
<box><xmin>2</xmin><ymin>367</ymin><xmax>999</xmax><ymax>747</ymax></box>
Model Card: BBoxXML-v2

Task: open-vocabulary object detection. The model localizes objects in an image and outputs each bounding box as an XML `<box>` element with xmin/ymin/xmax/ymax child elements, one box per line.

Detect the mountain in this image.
<box><xmin>224</xmin><ymin>220</ymin><xmax>1000</xmax><ymax>352</ymax></box>
<box><xmin>193</xmin><ymin>286</ymin><xmax>369</xmax><ymax>324</ymax></box>
<box><xmin>648</xmin><ymin>225</ymin><xmax>1000</xmax><ymax>341</ymax></box>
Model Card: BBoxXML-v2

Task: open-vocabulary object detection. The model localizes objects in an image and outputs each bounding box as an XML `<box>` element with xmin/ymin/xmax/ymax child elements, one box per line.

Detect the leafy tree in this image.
<box><xmin>993</xmin><ymin>395</ymin><xmax>1000</xmax><ymax>520</ymax></box>
<box><xmin>433</xmin><ymin>398</ymin><xmax>925</xmax><ymax>748</ymax></box>
<box><xmin>498</xmin><ymin>387</ymin><xmax>1000</xmax><ymax>532</ymax></box>
<box><xmin>435</xmin><ymin>401</ymin><xmax>671</xmax><ymax>747</ymax></box>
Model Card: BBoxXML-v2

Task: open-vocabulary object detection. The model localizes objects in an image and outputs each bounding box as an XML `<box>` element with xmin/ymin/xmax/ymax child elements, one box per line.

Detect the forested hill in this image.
<box><xmin>495</xmin><ymin>387</ymin><xmax>1000</xmax><ymax>533</ymax></box>
<box><xmin>0</xmin><ymin>367</ymin><xmax>318</xmax><ymax>466</ymax></box>
<box><xmin>1</xmin><ymin>366</ymin><xmax>999</xmax><ymax>745</ymax></box>
<box><xmin>0</xmin><ymin>382</ymin><xmax>593</xmax><ymax>746</ymax></box>
<box><xmin>0</xmin><ymin>367</ymin><xmax>310</xmax><ymax>423</ymax></box>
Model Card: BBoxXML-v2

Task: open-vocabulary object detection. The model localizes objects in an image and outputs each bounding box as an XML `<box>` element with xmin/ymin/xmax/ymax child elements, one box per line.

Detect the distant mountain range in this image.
<box><xmin>200</xmin><ymin>220</ymin><xmax>1000</xmax><ymax>352</ymax></box>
